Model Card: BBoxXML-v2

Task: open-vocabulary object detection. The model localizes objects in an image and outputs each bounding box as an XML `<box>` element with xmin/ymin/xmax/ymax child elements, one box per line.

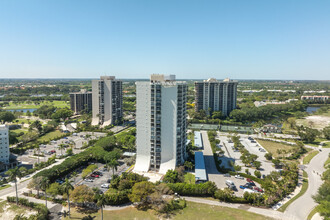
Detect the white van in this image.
<box><xmin>225</xmin><ymin>180</ymin><xmax>234</xmax><ymax>186</ymax></box>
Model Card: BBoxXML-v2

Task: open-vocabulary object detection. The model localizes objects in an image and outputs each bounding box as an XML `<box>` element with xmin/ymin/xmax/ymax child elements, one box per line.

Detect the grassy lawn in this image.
<box><xmin>307</xmin><ymin>205</ymin><xmax>320</xmax><ymax>220</ymax></box>
<box><xmin>324</xmin><ymin>157</ymin><xmax>330</xmax><ymax>168</ymax></box>
<box><xmin>10</xmin><ymin>128</ymin><xmax>29</xmax><ymax>134</ymax></box>
<box><xmin>37</xmin><ymin>130</ymin><xmax>63</xmax><ymax>142</ymax></box>
<box><xmin>303</xmin><ymin>151</ymin><xmax>319</xmax><ymax>164</ymax></box>
<box><xmin>65</xmin><ymin>201</ymin><xmax>272</xmax><ymax>220</ymax></box>
<box><xmin>278</xmin><ymin>172</ymin><xmax>309</xmax><ymax>212</ymax></box>
<box><xmin>256</xmin><ymin>139</ymin><xmax>295</xmax><ymax>157</ymax></box>
<box><xmin>184</xmin><ymin>173</ymin><xmax>195</xmax><ymax>184</ymax></box>
<box><xmin>3</xmin><ymin>100</ymin><xmax>69</xmax><ymax>109</ymax></box>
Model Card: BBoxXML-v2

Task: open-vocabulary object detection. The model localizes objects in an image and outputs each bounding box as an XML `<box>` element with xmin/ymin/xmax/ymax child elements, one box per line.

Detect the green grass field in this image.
<box><xmin>257</xmin><ymin>139</ymin><xmax>295</xmax><ymax>157</ymax></box>
<box><xmin>303</xmin><ymin>151</ymin><xmax>319</xmax><ymax>164</ymax></box>
<box><xmin>2</xmin><ymin>100</ymin><xmax>69</xmax><ymax>110</ymax></box>
<box><xmin>37</xmin><ymin>130</ymin><xmax>63</xmax><ymax>142</ymax></box>
<box><xmin>0</xmin><ymin>185</ymin><xmax>11</xmax><ymax>191</ymax></box>
<box><xmin>278</xmin><ymin>172</ymin><xmax>308</xmax><ymax>212</ymax></box>
<box><xmin>65</xmin><ymin>201</ymin><xmax>272</xmax><ymax>220</ymax></box>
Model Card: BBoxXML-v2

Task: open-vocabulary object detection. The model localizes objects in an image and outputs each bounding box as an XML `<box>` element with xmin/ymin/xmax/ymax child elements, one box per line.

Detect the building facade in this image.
<box><xmin>134</xmin><ymin>74</ymin><xmax>187</xmax><ymax>174</ymax></box>
<box><xmin>69</xmin><ymin>89</ymin><xmax>92</xmax><ymax>114</ymax></box>
<box><xmin>92</xmin><ymin>76</ymin><xmax>123</xmax><ymax>126</ymax></box>
<box><xmin>195</xmin><ymin>78</ymin><xmax>238</xmax><ymax>116</ymax></box>
<box><xmin>0</xmin><ymin>125</ymin><xmax>10</xmax><ymax>164</ymax></box>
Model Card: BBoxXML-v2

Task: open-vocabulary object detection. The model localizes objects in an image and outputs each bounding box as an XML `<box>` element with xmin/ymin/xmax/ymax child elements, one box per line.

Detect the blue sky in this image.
<box><xmin>0</xmin><ymin>0</ymin><xmax>329</xmax><ymax>80</ymax></box>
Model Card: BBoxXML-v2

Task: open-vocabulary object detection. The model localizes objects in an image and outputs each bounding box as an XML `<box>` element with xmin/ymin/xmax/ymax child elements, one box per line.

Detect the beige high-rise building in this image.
<box><xmin>92</xmin><ymin>76</ymin><xmax>122</xmax><ymax>126</ymax></box>
<box><xmin>195</xmin><ymin>78</ymin><xmax>238</xmax><ymax>116</ymax></box>
<box><xmin>134</xmin><ymin>74</ymin><xmax>187</xmax><ymax>174</ymax></box>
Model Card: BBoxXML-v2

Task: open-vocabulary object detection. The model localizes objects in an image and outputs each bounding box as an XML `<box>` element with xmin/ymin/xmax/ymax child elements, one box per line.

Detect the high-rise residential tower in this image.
<box><xmin>92</xmin><ymin>76</ymin><xmax>122</xmax><ymax>126</ymax></box>
<box><xmin>69</xmin><ymin>89</ymin><xmax>92</xmax><ymax>114</ymax></box>
<box><xmin>134</xmin><ymin>74</ymin><xmax>187</xmax><ymax>174</ymax></box>
<box><xmin>195</xmin><ymin>78</ymin><xmax>238</xmax><ymax>116</ymax></box>
<box><xmin>0</xmin><ymin>125</ymin><xmax>10</xmax><ymax>164</ymax></box>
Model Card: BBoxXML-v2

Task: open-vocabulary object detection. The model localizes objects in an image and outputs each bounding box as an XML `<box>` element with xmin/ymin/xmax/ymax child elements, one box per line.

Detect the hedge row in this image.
<box><xmin>7</xmin><ymin>196</ymin><xmax>49</xmax><ymax>219</ymax></box>
<box><xmin>167</xmin><ymin>182</ymin><xmax>217</xmax><ymax>197</ymax></box>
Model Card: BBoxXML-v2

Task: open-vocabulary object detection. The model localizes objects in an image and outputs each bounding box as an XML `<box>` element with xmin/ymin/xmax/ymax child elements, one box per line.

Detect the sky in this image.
<box><xmin>0</xmin><ymin>0</ymin><xmax>330</xmax><ymax>80</ymax></box>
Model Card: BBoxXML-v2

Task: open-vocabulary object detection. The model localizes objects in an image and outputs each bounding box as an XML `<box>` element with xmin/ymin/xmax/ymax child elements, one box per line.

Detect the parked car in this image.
<box><xmin>235</xmin><ymin>175</ymin><xmax>244</xmax><ymax>179</ymax></box>
<box><xmin>224</xmin><ymin>173</ymin><xmax>230</xmax><ymax>177</ymax></box>
<box><xmin>90</xmin><ymin>174</ymin><xmax>99</xmax><ymax>178</ymax></box>
<box><xmin>246</xmin><ymin>178</ymin><xmax>253</xmax><ymax>183</ymax></box>
<box><xmin>55</xmin><ymin>179</ymin><xmax>64</xmax><ymax>184</ymax></box>
<box><xmin>243</xmin><ymin>184</ymin><xmax>253</xmax><ymax>189</ymax></box>
<box><xmin>239</xmin><ymin>185</ymin><xmax>246</xmax><ymax>189</ymax></box>
<box><xmin>254</xmin><ymin>187</ymin><xmax>263</xmax><ymax>192</ymax></box>
<box><xmin>85</xmin><ymin>178</ymin><xmax>94</xmax><ymax>182</ymax></box>
<box><xmin>93</xmin><ymin>171</ymin><xmax>103</xmax><ymax>176</ymax></box>
<box><xmin>247</xmin><ymin>181</ymin><xmax>256</xmax><ymax>186</ymax></box>
<box><xmin>101</xmin><ymin>183</ymin><xmax>109</xmax><ymax>188</ymax></box>
<box><xmin>107</xmin><ymin>178</ymin><xmax>111</xmax><ymax>183</ymax></box>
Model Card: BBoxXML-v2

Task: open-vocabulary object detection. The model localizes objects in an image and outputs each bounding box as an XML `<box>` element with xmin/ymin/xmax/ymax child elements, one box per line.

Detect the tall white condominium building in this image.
<box><xmin>195</xmin><ymin>78</ymin><xmax>238</xmax><ymax>116</ymax></box>
<box><xmin>0</xmin><ymin>125</ymin><xmax>10</xmax><ymax>164</ymax></box>
<box><xmin>92</xmin><ymin>76</ymin><xmax>123</xmax><ymax>126</ymax></box>
<box><xmin>134</xmin><ymin>74</ymin><xmax>187</xmax><ymax>174</ymax></box>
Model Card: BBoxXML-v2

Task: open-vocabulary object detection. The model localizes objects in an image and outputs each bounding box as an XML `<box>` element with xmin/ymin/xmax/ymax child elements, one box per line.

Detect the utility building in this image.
<box><xmin>134</xmin><ymin>74</ymin><xmax>187</xmax><ymax>174</ymax></box>
<box><xmin>92</xmin><ymin>76</ymin><xmax>122</xmax><ymax>126</ymax></box>
<box><xmin>195</xmin><ymin>78</ymin><xmax>238</xmax><ymax>116</ymax></box>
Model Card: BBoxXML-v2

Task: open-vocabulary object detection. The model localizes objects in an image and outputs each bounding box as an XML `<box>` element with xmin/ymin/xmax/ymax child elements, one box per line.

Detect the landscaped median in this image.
<box><xmin>278</xmin><ymin>171</ymin><xmax>309</xmax><ymax>212</ymax></box>
<box><xmin>303</xmin><ymin>150</ymin><xmax>319</xmax><ymax>164</ymax></box>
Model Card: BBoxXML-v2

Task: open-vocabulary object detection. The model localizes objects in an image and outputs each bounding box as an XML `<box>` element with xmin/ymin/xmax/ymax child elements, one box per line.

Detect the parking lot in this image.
<box><xmin>73</xmin><ymin>161</ymin><xmax>129</xmax><ymax>193</ymax></box>
<box><xmin>17</xmin><ymin>131</ymin><xmax>107</xmax><ymax>166</ymax></box>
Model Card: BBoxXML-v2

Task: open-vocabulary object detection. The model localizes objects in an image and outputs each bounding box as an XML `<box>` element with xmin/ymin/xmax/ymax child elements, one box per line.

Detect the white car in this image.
<box><xmin>101</xmin><ymin>183</ymin><xmax>109</xmax><ymax>188</ymax></box>
<box><xmin>85</xmin><ymin>178</ymin><xmax>94</xmax><ymax>182</ymax></box>
<box><xmin>235</xmin><ymin>175</ymin><xmax>244</xmax><ymax>179</ymax></box>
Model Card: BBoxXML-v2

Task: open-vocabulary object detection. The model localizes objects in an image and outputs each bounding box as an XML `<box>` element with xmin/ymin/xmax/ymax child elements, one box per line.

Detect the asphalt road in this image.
<box><xmin>285</xmin><ymin>148</ymin><xmax>330</xmax><ymax>220</ymax></box>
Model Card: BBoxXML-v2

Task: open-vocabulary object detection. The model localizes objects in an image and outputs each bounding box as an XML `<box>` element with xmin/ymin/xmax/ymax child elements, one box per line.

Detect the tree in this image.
<box><xmin>253</xmin><ymin>161</ymin><xmax>262</xmax><ymax>170</ymax></box>
<box><xmin>28</xmin><ymin>176</ymin><xmax>43</xmax><ymax>198</ymax></box>
<box><xmin>287</xmin><ymin>118</ymin><xmax>296</xmax><ymax>129</ymax></box>
<box><xmin>129</xmin><ymin>181</ymin><xmax>155</xmax><ymax>207</ymax></box>
<box><xmin>71</xmin><ymin>185</ymin><xmax>94</xmax><ymax>205</ymax></box>
<box><xmin>264</xmin><ymin>153</ymin><xmax>273</xmax><ymax>160</ymax></box>
<box><xmin>184</xmin><ymin>161</ymin><xmax>194</xmax><ymax>171</ymax></box>
<box><xmin>34</xmin><ymin>144</ymin><xmax>41</xmax><ymax>164</ymax></box>
<box><xmin>254</xmin><ymin>170</ymin><xmax>261</xmax><ymax>178</ymax></box>
<box><xmin>51</xmin><ymin>108</ymin><xmax>73</xmax><ymax>121</ymax></box>
<box><xmin>0</xmin><ymin>111</ymin><xmax>16</xmax><ymax>123</ymax></box>
<box><xmin>234</xmin><ymin>165</ymin><xmax>242</xmax><ymax>172</ymax></box>
<box><xmin>40</xmin><ymin>177</ymin><xmax>50</xmax><ymax>208</ymax></box>
<box><xmin>95</xmin><ymin>193</ymin><xmax>106</xmax><ymax>220</ymax></box>
<box><xmin>323</xmin><ymin>126</ymin><xmax>330</xmax><ymax>140</ymax></box>
<box><xmin>297</xmin><ymin>126</ymin><xmax>320</xmax><ymax>143</ymax></box>
<box><xmin>58</xmin><ymin>144</ymin><xmax>66</xmax><ymax>155</ymax></box>
<box><xmin>163</xmin><ymin>170</ymin><xmax>179</xmax><ymax>183</ymax></box>
<box><xmin>62</xmin><ymin>178</ymin><xmax>74</xmax><ymax>216</ymax></box>
<box><xmin>212</xmin><ymin>111</ymin><xmax>223</xmax><ymax>119</ymax></box>
<box><xmin>30</xmin><ymin>120</ymin><xmax>43</xmax><ymax>133</ymax></box>
<box><xmin>47</xmin><ymin>182</ymin><xmax>62</xmax><ymax>199</ymax></box>
<box><xmin>107</xmin><ymin>159</ymin><xmax>119</xmax><ymax>177</ymax></box>
<box><xmin>5</xmin><ymin>167</ymin><xmax>27</xmax><ymax>204</ymax></box>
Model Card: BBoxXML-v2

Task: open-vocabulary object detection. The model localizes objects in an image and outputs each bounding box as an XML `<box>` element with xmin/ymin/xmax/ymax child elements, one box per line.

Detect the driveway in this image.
<box><xmin>285</xmin><ymin>148</ymin><xmax>330</xmax><ymax>220</ymax></box>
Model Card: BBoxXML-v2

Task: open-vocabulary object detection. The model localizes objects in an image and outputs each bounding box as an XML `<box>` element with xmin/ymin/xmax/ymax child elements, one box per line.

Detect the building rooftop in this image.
<box><xmin>195</xmin><ymin>151</ymin><xmax>207</xmax><ymax>182</ymax></box>
<box><xmin>194</xmin><ymin>131</ymin><xmax>203</xmax><ymax>148</ymax></box>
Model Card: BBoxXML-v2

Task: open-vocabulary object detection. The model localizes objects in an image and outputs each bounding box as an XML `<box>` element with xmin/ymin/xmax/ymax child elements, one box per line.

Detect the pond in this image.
<box><xmin>6</xmin><ymin>108</ymin><xmax>37</xmax><ymax>113</ymax></box>
<box><xmin>305</xmin><ymin>106</ymin><xmax>320</xmax><ymax>114</ymax></box>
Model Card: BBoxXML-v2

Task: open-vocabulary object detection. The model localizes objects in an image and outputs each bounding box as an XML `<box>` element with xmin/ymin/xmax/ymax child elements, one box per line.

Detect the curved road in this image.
<box><xmin>285</xmin><ymin>148</ymin><xmax>330</xmax><ymax>220</ymax></box>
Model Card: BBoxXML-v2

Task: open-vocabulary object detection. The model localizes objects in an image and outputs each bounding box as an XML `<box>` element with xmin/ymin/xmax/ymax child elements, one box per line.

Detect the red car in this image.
<box><xmin>246</xmin><ymin>178</ymin><xmax>253</xmax><ymax>183</ymax></box>
<box><xmin>254</xmin><ymin>187</ymin><xmax>263</xmax><ymax>193</ymax></box>
<box><xmin>90</xmin><ymin>174</ymin><xmax>99</xmax><ymax>178</ymax></box>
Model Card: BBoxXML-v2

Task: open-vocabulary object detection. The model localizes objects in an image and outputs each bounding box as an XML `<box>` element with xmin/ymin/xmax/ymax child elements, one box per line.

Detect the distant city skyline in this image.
<box><xmin>0</xmin><ymin>0</ymin><xmax>330</xmax><ymax>80</ymax></box>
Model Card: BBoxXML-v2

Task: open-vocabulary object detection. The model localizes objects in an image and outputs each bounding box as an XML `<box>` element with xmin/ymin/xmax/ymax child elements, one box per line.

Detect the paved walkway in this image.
<box><xmin>285</xmin><ymin>148</ymin><xmax>330</xmax><ymax>220</ymax></box>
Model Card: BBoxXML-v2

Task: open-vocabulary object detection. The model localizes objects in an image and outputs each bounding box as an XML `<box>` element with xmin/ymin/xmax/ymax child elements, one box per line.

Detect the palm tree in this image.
<box><xmin>35</xmin><ymin>144</ymin><xmax>40</xmax><ymax>164</ymax></box>
<box><xmin>5</xmin><ymin>167</ymin><xmax>27</xmax><ymax>204</ymax></box>
<box><xmin>62</xmin><ymin>178</ymin><xmax>74</xmax><ymax>216</ymax></box>
<box><xmin>96</xmin><ymin>193</ymin><xmax>106</xmax><ymax>220</ymax></box>
<box><xmin>107</xmin><ymin>159</ymin><xmax>119</xmax><ymax>176</ymax></box>
<box><xmin>59</xmin><ymin>144</ymin><xmax>65</xmax><ymax>156</ymax></box>
<box><xmin>40</xmin><ymin>177</ymin><xmax>50</xmax><ymax>208</ymax></box>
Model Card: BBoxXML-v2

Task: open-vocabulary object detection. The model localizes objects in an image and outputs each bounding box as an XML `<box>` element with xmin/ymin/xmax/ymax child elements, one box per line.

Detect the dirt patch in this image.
<box><xmin>297</xmin><ymin>115</ymin><xmax>330</xmax><ymax>130</ymax></box>
<box><xmin>0</xmin><ymin>204</ymin><xmax>37</xmax><ymax>219</ymax></box>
